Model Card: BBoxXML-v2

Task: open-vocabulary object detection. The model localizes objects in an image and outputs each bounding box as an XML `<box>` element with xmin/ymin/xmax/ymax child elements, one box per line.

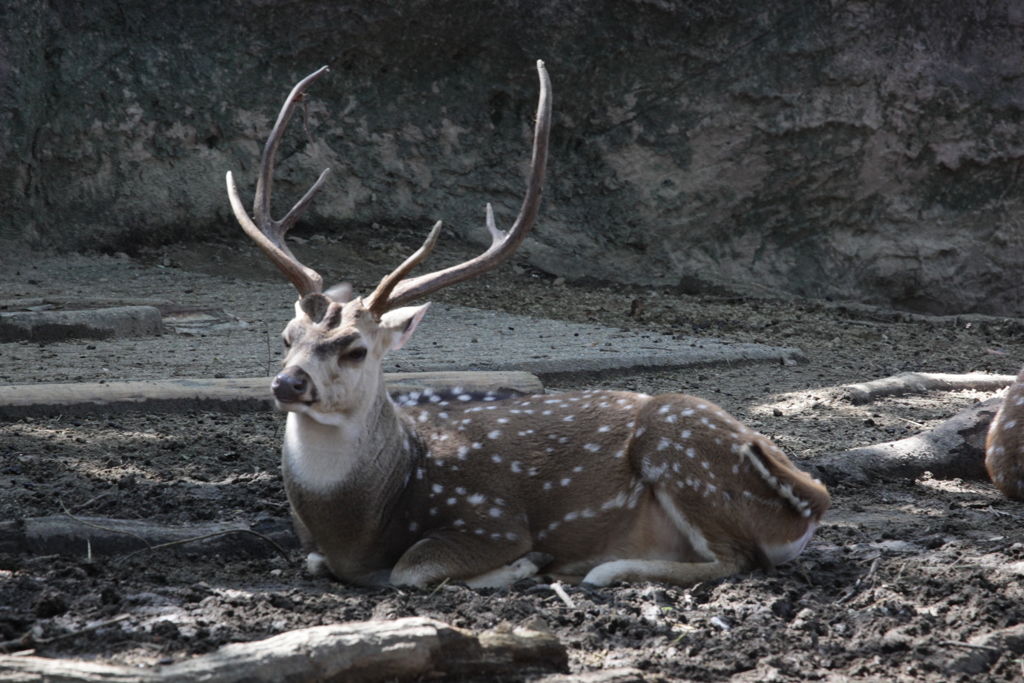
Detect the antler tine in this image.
<box><xmin>226</xmin><ymin>66</ymin><xmax>331</xmax><ymax>297</ymax></box>
<box><xmin>365</xmin><ymin>60</ymin><xmax>553</xmax><ymax>315</ymax></box>
<box><xmin>365</xmin><ymin>221</ymin><xmax>443</xmax><ymax>314</ymax></box>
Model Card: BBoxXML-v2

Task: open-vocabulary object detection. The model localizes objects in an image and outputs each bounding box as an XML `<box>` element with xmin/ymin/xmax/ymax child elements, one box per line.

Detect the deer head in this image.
<box><xmin>227</xmin><ymin>62</ymin><xmax>550</xmax><ymax>426</ymax></box>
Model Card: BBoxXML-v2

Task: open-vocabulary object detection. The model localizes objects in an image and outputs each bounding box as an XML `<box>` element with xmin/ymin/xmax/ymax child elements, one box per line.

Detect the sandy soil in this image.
<box><xmin>2</xmin><ymin>229</ymin><xmax>1024</xmax><ymax>681</ymax></box>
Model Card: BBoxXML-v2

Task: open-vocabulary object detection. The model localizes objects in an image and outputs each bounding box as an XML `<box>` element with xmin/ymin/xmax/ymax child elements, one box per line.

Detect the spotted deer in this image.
<box><xmin>985</xmin><ymin>366</ymin><xmax>1024</xmax><ymax>499</ymax></box>
<box><xmin>226</xmin><ymin>62</ymin><xmax>831</xmax><ymax>589</ymax></box>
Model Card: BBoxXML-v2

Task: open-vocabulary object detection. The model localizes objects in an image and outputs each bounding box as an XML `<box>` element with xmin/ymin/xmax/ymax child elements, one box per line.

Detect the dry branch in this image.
<box><xmin>0</xmin><ymin>516</ymin><xmax>298</xmax><ymax>559</ymax></box>
<box><xmin>0</xmin><ymin>615</ymin><xmax>131</xmax><ymax>655</ymax></box>
<box><xmin>940</xmin><ymin>623</ymin><xmax>1024</xmax><ymax>674</ymax></box>
<box><xmin>841</xmin><ymin>372</ymin><xmax>1015</xmax><ymax>405</ymax></box>
<box><xmin>536</xmin><ymin>669</ymin><xmax>648</xmax><ymax>683</ymax></box>
<box><xmin>0</xmin><ymin>617</ymin><xmax>567</xmax><ymax>683</ymax></box>
<box><xmin>808</xmin><ymin>398</ymin><xmax>1000</xmax><ymax>486</ymax></box>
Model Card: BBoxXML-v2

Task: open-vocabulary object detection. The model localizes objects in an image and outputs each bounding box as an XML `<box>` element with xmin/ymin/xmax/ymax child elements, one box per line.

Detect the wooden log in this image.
<box><xmin>938</xmin><ymin>623</ymin><xmax>1024</xmax><ymax>675</ymax></box>
<box><xmin>0</xmin><ymin>617</ymin><xmax>568</xmax><ymax>683</ymax></box>
<box><xmin>808</xmin><ymin>398</ymin><xmax>999</xmax><ymax>486</ymax></box>
<box><xmin>0</xmin><ymin>516</ymin><xmax>298</xmax><ymax>559</ymax></box>
<box><xmin>536</xmin><ymin>668</ymin><xmax>647</xmax><ymax>683</ymax></box>
<box><xmin>841</xmin><ymin>372</ymin><xmax>1015</xmax><ymax>405</ymax></box>
<box><xmin>0</xmin><ymin>371</ymin><xmax>545</xmax><ymax>420</ymax></box>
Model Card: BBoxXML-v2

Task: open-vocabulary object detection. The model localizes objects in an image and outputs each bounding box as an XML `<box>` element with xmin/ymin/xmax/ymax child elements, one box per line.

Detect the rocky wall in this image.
<box><xmin>2</xmin><ymin>1</ymin><xmax>1023</xmax><ymax>315</ymax></box>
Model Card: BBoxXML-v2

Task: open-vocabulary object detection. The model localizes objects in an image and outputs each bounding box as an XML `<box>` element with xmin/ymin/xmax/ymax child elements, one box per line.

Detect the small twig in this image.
<box><xmin>865</xmin><ymin>556</ymin><xmax>880</xmax><ymax>582</ymax></box>
<box><xmin>0</xmin><ymin>635</ymin><xmax>32</xmax><ymax>654</ymax></box>
<box><xmin>894</xmin><ymin>415</ymin><xmax>925</xmax><ymax>428</ymax></box>
<box><xmin>0</xmin><ymin>614</ymin><xmax>130</xmax><ymax>653</ymax></box>
<box><xmin>665</xmin><ymin>624</ymin><xmax>696</xmax><ymax>650</ymax></box>
<box><xmin>985</xmin><ymin>505</ymin><xmax>1023</xmax><ymax>521</ymax></box>
<box><xmin>836</xmin><ymin>556</ymin><xmax>881</xmax><ymax>604</ymax></box>
<box><xmin>117</xmin><ymin>528</ymin><xmax>290</xmax><ymax>563</ymax></box>
<box><xmin>71</xmin><ymin>491</ymin><xmax>114</xmax><ymax>513</ymax></box>
<box><xmin>550</xmin><ymin>581</ymin><xmax>576</xmax><ymax>609</ymax></box>
<box><xmin>795</xmin><ymin>560</ymin><xmax>813</xmax><ymax>586</ymax></box>
<box><xmin>427</xmin><ymin>577</ymin><xmax>450</xmax><ymax>598</ymax></box>
<box><xmin>945</xmin><ymin>553</ymin><xmax>966</xmax><ymax>572</ymax></box>
<box><xmin>939</xmin><ymin>639</ymin><xmax>1002</xmax><ymax>653</ymax></box>
<box><xmin>40</xmin><ymin>614</ymin><xmax>131</xmax><ymax>646</ymax></box>
<box><xmin>59</xmin><ymin>500</ymin><xmax>152</xmax><ymax>550</ymax></box>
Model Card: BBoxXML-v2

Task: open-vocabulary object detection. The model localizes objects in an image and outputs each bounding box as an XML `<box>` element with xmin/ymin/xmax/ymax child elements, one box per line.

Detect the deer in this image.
<box><xmin>985</xmin><ymin>366</ymin><xmax>1024</xmax><ymax>500</ymax></box>
<box><xmin>225</xmin><ymin>62</ymin><xmax>831</xmax><ymax>589</ymax></box>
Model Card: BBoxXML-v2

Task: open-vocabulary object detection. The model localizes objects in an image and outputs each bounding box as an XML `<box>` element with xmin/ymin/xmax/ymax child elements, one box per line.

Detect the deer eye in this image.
<box><xmin>343</xmin><ymin>347</ymin><xmax>367</xmax><ymax>362</ymax></box>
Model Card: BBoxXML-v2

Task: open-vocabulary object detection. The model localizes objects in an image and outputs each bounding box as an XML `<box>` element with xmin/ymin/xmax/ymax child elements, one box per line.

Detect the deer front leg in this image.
<box><xmin>389</xmin><ymin>530</ymin><xmax>540</xmax><ymax>588</ymax></box>
<box><xmin>463</xmin><ymin>552</ymin><xmax>555</xmax><ymax>589</ymax></box>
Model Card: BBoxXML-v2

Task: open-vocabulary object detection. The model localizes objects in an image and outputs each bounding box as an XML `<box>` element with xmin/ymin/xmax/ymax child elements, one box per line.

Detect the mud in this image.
<box><xmin>2</xmin><ymin>235</ymin><xmax>1024</xmax><ymax>681</ymax></box>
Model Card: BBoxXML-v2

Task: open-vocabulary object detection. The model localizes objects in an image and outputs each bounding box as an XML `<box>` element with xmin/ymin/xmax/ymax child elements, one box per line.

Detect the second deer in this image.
<box><xmin>986</xmin><ymin>365</ymin><xmax>1024</xmax><ymax>499</ymax></box>
<box><xmin>226</xmin><ymin>62</ymin><xmax>831</xmax><ymax>588</ymax></box>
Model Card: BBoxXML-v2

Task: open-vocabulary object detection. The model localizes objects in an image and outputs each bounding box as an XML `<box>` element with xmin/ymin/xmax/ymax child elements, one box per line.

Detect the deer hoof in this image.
<box><xmin>580</xmin><ymin>560</ymin><xmax>628</xmax><ymax>587</ymax></box>
<box><xmin>306</xmin><ymin>552</ymin><xmax>332</xmax><ymax>577</ymax></box>
<box><xmin>522</xmin><ymin>552</ymin><xmax>555</xmax><ymax>571</ymax></box>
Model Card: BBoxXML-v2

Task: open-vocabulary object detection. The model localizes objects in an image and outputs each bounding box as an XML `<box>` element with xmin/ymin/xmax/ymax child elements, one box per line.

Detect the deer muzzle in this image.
<box><xmin>272</xmin><ymin>366</ymin><xmax>317</xmax><ymax>404</ymax></box>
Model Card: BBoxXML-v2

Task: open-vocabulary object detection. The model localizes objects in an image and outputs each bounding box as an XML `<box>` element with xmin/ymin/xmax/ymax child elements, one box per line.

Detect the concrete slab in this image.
<box><xmin>0</xmin><ymin>305</ymin><xmax>803</xmax><ymax>418</ymax></box>
<box><xmin>0</xmin><ymin>371</ymin><xmax>545</xmax><ymax>420</ymax></box>
<box><xmin>0</xmin><ymin>306</ymin><xmax>163</xmax><ymax>342</ymax></box>
<box><xmin>390</xmin><ymin>304</ymin><xmax>805</xmax><ymax>378</ymax></box>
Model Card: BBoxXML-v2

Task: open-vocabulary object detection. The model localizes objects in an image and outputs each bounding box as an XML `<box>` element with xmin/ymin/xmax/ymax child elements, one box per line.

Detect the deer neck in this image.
<box><xmin>282</xmin><ymin>377</ymin><xmax>412</xmax><ymax>495</ymax></box>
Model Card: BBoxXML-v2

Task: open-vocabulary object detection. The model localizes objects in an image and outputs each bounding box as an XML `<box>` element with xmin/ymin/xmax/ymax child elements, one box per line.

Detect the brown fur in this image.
<box><xmin>276</xmin><ymin>298</ymin><xmax>830</xmax><ymax>588</ymax></box>
<box><xmin>986</xmin><ymin>365</ymin><xmax>1024</xmax><ymax>500</ymax></box>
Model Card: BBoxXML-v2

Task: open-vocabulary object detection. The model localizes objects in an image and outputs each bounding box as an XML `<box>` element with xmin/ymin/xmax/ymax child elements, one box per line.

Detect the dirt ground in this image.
<box><xmin>3</xmin><ymin>227</ymin><xmax>1024</xmax><ymax>681</ymax></box>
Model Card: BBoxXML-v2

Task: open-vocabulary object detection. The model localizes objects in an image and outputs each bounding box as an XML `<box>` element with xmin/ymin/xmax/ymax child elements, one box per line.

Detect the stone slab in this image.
<box><xmin>0</xmin><ymin>371</ymin><xmax>545</xmax><ymax>420</ymax></box>
<box><xmin>391</xmin><ymin>304</ymin><xmax>806</xmax><ymax>379</ymax></box>
<box><xmin>0</xmin><ymin>306</ymin><xmax>164</xmax><ymax>342</ymax></box>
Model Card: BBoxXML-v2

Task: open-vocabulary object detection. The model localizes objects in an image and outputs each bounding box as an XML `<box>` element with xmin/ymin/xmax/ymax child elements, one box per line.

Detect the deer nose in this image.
<box><xmin>272</xmin><ymin>366</ymin><xmax>317</xmax><ymax>403</ymax></box>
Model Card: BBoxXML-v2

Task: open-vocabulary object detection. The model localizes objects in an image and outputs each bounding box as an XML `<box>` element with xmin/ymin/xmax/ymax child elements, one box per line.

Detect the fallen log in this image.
<box><xmin>841</xmin><ymin>372</ymin><xmax>1015</xmax><ymax>405</ymax></box>
<box><xmin>807</xmin><ymin>398</ymin><xmax>1000</xmax><ymax>486</ymax></box>
<box><xmin>0</xmin><ymin>617</ymin><xmax>568</xmax><ymax>683</ymax></box>
<box><xmin>0</xmin><ymin>516</ymin><xmax>298</xmax><ymax>559</ymax></box>
<box><xmin>939</xmin><ymin>623</ymin><xmax>1024</xmax><ymax>675</ymax></box>
<box><xmin>0</xmin><ymin>370</ymin><xmax>544</xmax><ymax>420</ymax></box>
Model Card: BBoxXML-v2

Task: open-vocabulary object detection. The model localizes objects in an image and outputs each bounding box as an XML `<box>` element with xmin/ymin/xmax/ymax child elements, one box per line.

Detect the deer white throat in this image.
<box><xmin>283</xmin><ymin>411</ymin><xmax>368</xmax><ymax>492</ymax></box>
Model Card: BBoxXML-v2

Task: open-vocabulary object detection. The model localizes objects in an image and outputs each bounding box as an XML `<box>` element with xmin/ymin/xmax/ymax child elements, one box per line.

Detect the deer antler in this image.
<box><xmin>364</xmin><ymin>60</ymin><xmax>553</xmax><ymax>316</ymax></box>
<box><xmin>226</xmin><ymin>66</ymin><xmax>331</xmax><ymax>297</ymax></box>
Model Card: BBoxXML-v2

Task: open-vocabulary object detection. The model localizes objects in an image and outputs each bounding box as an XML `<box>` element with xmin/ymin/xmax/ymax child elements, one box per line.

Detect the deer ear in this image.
<box><xmin>379</xmin><ymin>303</ymin><xmax>430</xmax><ymax>351</ymax></box>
